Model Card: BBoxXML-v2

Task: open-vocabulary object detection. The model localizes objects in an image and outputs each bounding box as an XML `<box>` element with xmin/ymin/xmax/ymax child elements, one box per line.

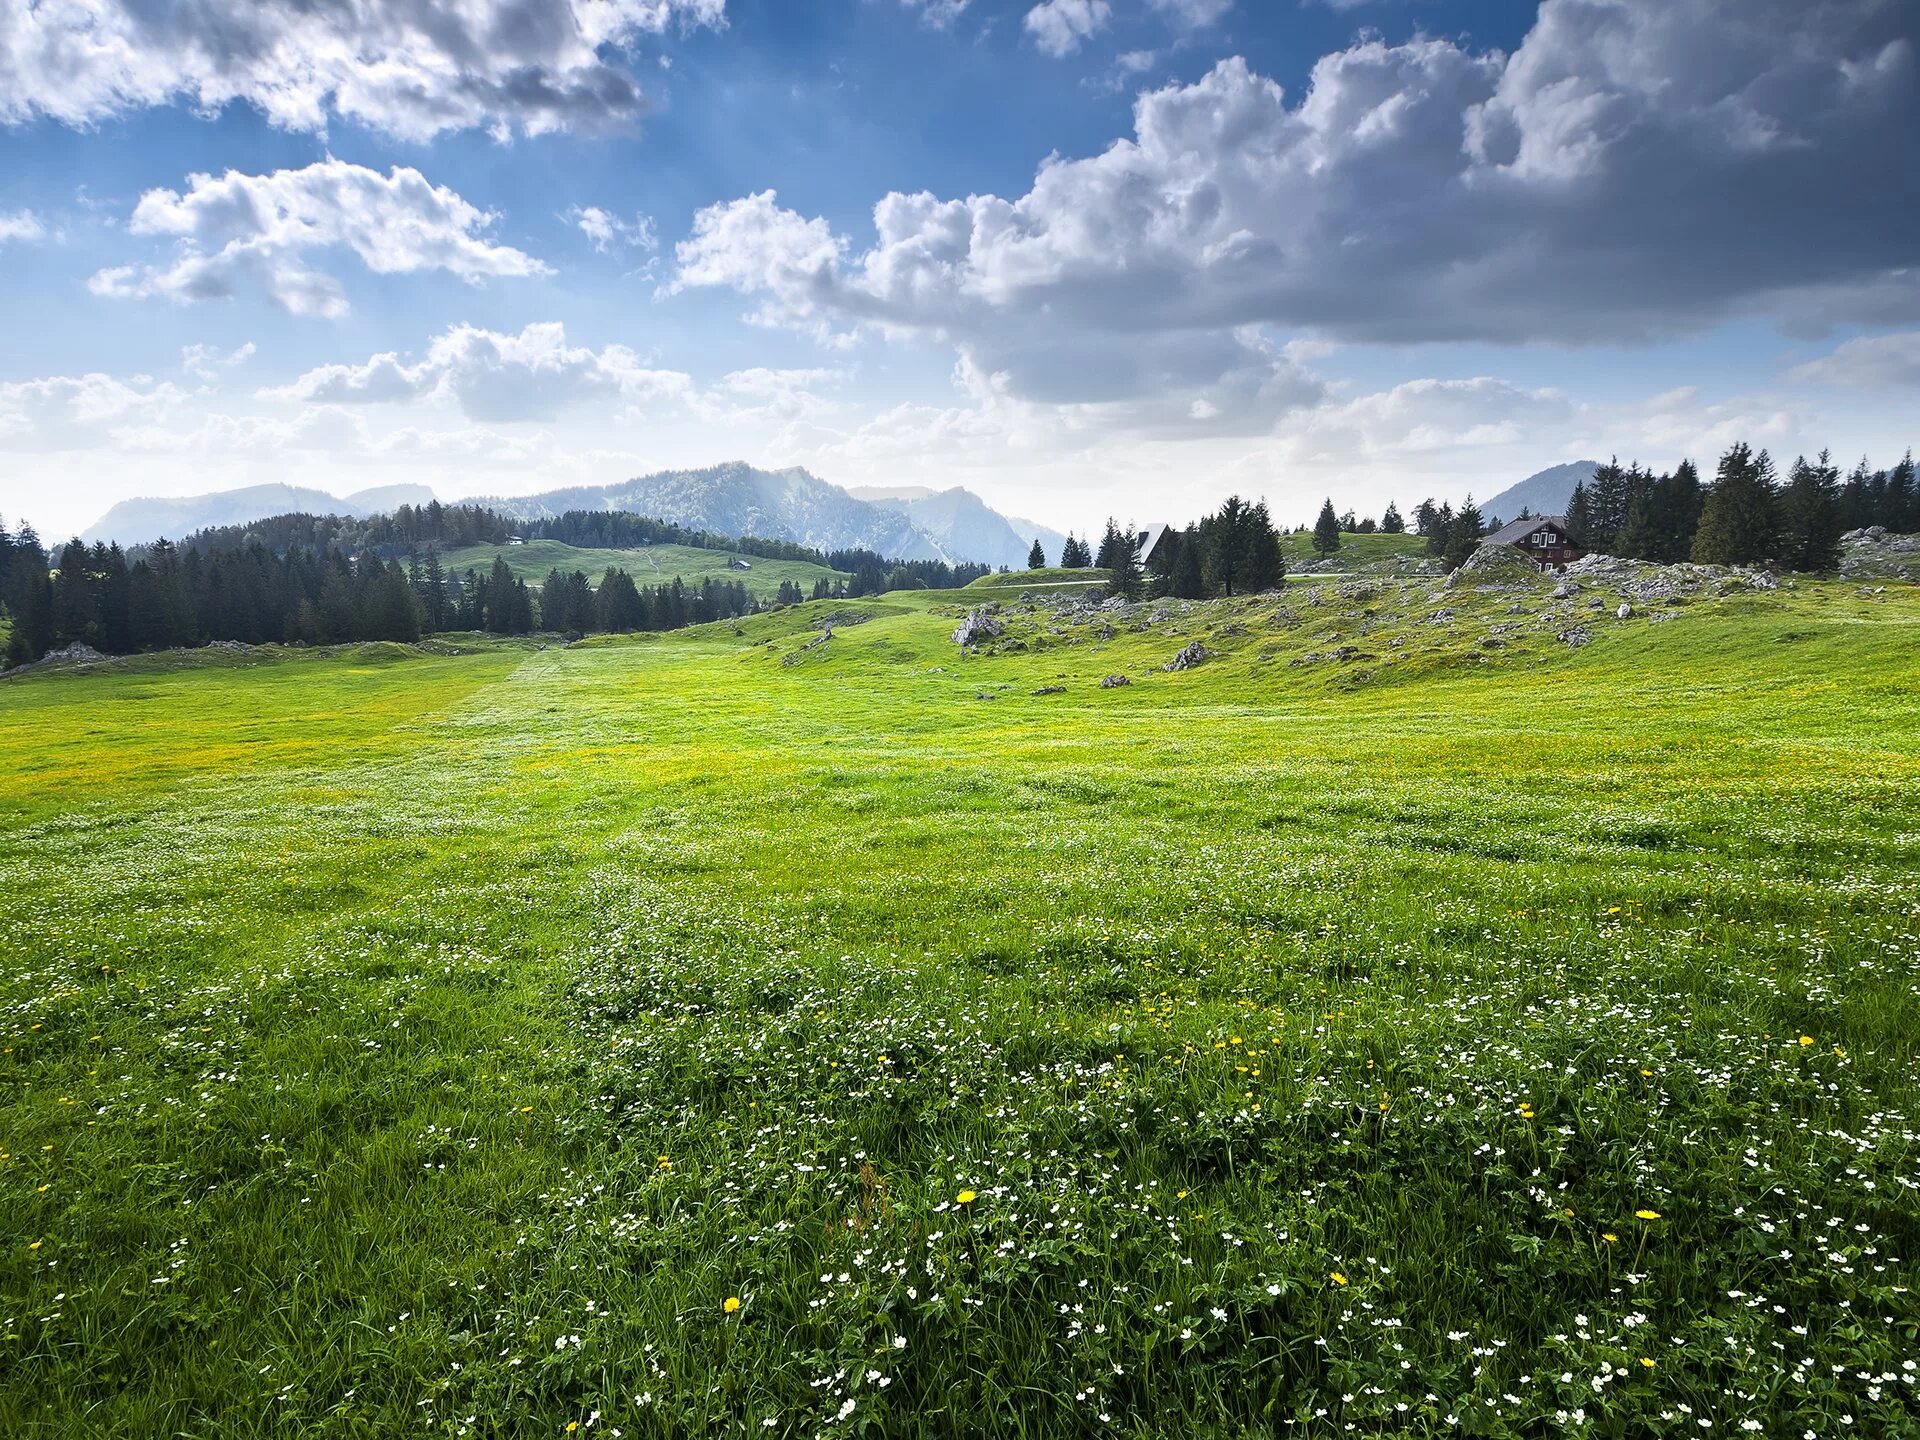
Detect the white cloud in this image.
<box><xmin>900</xmin><ymin>0</ymin><xmax>972</xmax><ymax>27</ymax></box>
<box><xmin>568</xmin><ymin>206</ymin><xmax>659</xmax><ymax>254</ymax></box>
<box><xmin>1149</xmin><ymin>0</ymin><xmax>1232</xmax><ymax>29</ymax></box>
<box><xmin>268</xmin><ymin>322</ymin><xmax>694</xmax><ymax>422</ymax></box>
<box><xmin>180</xmin><ymin>342</ymin><xmax>256</xmax><ymax>379</ymax></box>
<box><xmin>0</xmin><ymin>0</ymin><xmax>728</xmax><ymax>141</ymax></box>
<box><xmin>0</xmin><ymin>371</ymin><xmax>189</xmax><ymax>448</ymax></box>
<box><xmin>679</xmin><ymin>0</ymin><xmax>1919</xmax><ymax>417</ymax></box>
<box><xmin>0</xmin><ymin>209</ymin><xmax>46</xmax><ymax>243</ymax></box>
<box><xmin>1025</xmin><ymin>0</ymin><xmax>1111</xmax><ymax>57</ymax></box>
<box><xmin>88</xmin><ymin>160</ymin><xmax>549</xmax><ymax>318</ymax></box>
<box><xmin>1787</xmin><ymin>331</ymin><xmax>1920</xmax><ymax>389</ymax></box>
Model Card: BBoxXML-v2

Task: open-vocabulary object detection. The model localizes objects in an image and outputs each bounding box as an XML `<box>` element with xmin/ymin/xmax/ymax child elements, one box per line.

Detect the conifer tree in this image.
<box><xmin>1380</xmin><ymin>502</ymin><xmax>1405</xmax><ymax>534</ymax></box>
<box><xmin>1312</xmin><ymin>499</ymin><xmax>1341</xmax><ymax>556</ymax></box>
<box><xmin>1028</xmin><ymin>537</ymin><xmax>1046</xmax><ymax>568</ymax></box>
<box><xmin>1692</xmin><ymin>442</ymin><xmax>1778</xmax><ymax>565</ymax></box>
<box><xmin>1443</xmin><ymin>497</ymin><xmax>1485</xmax><ymax>569</ymax></box>
<box><xmin>1777</xmin><ymin>451</ymin><xmax>1843</xmax><ymax>573</ymax></box>
<box><xmin>1106</xmin><ymin>530</ymin><xmax>1143</xmax><ymax>600</ymax></box>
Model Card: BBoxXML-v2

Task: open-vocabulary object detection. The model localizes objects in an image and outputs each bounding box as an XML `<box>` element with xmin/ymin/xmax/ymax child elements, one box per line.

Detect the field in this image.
<box><xmin>438</xmin><ymin>540</ymin><xmax>849</xmax><ymax>596</ymax></box>
<box><xmin>1282</xmin><ymin>531</ymin><xmax>1430</xmax><ymax>573</ymax></box>
<box><xmin>3</xmin><ymin>567</ymin><xmax>1918</xmax><ymax>1437</ymax></box>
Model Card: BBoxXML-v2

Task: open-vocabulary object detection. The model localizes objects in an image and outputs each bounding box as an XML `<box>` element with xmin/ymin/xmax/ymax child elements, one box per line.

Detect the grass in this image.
<box><xmin>1282</xmin><ymin>531</ymin><xmax>1430</xmax><ymax>572</ymax></box>
<box><xmin>2</xmin><ymin>567</ymin><xmax>1919</xmax><ymax>1437</ymax></box>
<box><xmin>438</xmin><ymin>539</ymin><xmax>849</xmax><ymax>596</ymax></box>
<box><xmin>964</xmin><ymin>566</ymin><xmax>1111</xmax><ymax>594</ymax></box>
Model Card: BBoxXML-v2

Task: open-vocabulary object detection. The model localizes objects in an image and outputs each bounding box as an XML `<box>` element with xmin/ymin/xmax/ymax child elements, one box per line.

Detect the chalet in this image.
<box><xmin>727</xmin><ymin>557</ymin><xmax>754</xmax><ymax>571</ymax></box>
<box><xmin>1486</xmin><ymin>514</ymin><xmax>1581</xmax><ymax>571</ymax></box>
<box><xmin>1134</xmin><ymin>523</ymin><xmax>1176</xmax><ymax>569</ymax></box>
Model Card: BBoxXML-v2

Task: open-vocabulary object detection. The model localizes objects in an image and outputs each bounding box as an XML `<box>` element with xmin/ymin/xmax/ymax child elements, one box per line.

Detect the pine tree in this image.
<box><xmin>1692</xmin><ymin>442</ymin><xmax>1778</xmax><ymax>565</ymax></box>
<box><xmin>1380</xmin><ymin>502</ymin><xmax>1405</xmax><ymax>534</ymax></box>
<box><xmin>1564</xmin><ymin>481</ymin><xmax>1594</xmax><ymax>551</ymax></box>
<box><xmin>1441</xmin><ymin>497</ymin><xmax>1485</xmax><ymax>569</ymax></box>
<box><xmin>1777</xmin><ymin>450</ymin><xmax>1843</xmax><ymax>573</ymax></box>
<box><xmin>1106</xmin><ymin>530</ymin><xmax>1143</xmax><ymax>600</ymax></box>
<box><xmin>1312</xmin><ymin>499</ymin><xmax>1341</xmax><ymax>556</ymax></box>
<box><xmin>1168</xmin><ymin>525</ymin><xmax>1206</xmax><ymax>598</ymax></box>
<box><xmin>1027</xmin><ymin>538</ymin><xmax>1046</xmax><ymax>569</ymax></box>
<box><xmin>1887</xmin><ymin>452</ymin><xmax>1916</xmax><ymax>532</ymax></box>
<box><xmin>1651</xmin><ymin>459</ymin><xmax>1704</xmax><ymax>561</ymax></box>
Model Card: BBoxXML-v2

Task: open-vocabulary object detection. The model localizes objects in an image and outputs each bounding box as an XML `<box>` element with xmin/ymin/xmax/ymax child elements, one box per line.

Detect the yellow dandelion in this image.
<box><xmin>1636</xmin><ymin>1209</ymin><xmax>1661</xmax><ymax>1220</ymax></box>
<box><xmin>1329</xmin><ymin>1271</ymin><xmax>1348</xmax><ymax>1286</ymax></box>
<box><xmin>724</xmin><ymin>1295</ymin><xmax>742</xmax><ymax>1314</ymax></box>
<box><xmin>1798</xmin><ymin>1035</ymin><xmax>1815</xmax><ymax>1046</ymax></box>
<box><xmin>956</xmin><ymin>1189</ymin><xmax>977</xmax><ymax>1205</ymax></box>
<box><xmin>1602</xmin><ymin>1233</ymin><xmax>1618</xmax><ymax>1244</ymax></box>
<box><xmin>1640</xmin><ymin>1357</ymin><xmax>1655</xmax><ymax>1369</ymax></box>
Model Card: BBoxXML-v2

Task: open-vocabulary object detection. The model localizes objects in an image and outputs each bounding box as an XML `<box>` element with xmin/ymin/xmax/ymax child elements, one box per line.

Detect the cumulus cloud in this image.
<box><xmin>268</xmin><ymin>322</ymin><xmax>694</xmax><ymax>422</ymax></box>
<box><xmin>568</xmin><ymin>206</ymin><xmax>659</xmax><ymax>254</ymax></box>
<box><xmin>1786</xmin><ymin>332</ymin><xmax>1920</xmax><ymax>389</ymax></box>
<box><xmin>0</xmin><ymin>0</ymin><xmax>728</xmax><ymax>141</ymax></box>
<box><xmin>88</xmin><ymin>160</ymin><xmax>549</xmax><ymax>318</ymax></box>
<box><xmin>1025</xmin><ymin>0</ymin><xmax>1111</xmax><ymax>57</ymax></box>
<box><xmin>0</xmin><ymin>372</ymin><xmax>189</xmax><ymax>448</ymax></box>
<box><xmin>679</xmin><ymin>0</ymin><xmax>1919</xmax><ymax>414</ymax></box>
<box><xmin>0</xmin><ymin>209</ymin><xmax>46</xmax><ymax>243</ymax></box>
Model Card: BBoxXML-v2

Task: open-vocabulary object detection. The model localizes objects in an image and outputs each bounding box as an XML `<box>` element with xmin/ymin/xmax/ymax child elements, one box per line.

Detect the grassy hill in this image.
<box><xmin>3</xmin><ymin>568</ymin><xmax>1918</xmax><ymax>1435</ymax></box>
<box><xmin>963</xmin><ymin>564</ymin><xmax>1110</xmax><ymax>595</ymax></box>
<box><xmin>1282</xmin><ymin>528</ymin><xmax>1430</xmax><ymax>572</ymax></box>
<box><xmin>439</xmin><ymin>538</ymin><xmax>849</xmax><ymax>595</ymax></box>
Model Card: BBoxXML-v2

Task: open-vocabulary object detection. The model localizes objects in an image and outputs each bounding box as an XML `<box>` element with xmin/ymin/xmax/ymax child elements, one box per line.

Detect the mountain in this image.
<box><xmin>1481</xmin><ymin>461</ymin><xmax>1599</xmax><ymax>523</ymax></box>
<box><xmin>481</xmin><ymin>463</ymin><xmax>947</xmax><ymax>561</ymax></box>
<box><xmin>82</xmin><ymin>483</ymin><xmax>436</xmax><ymax>545</ymax></box>
<box><xmin>848</xmin><ymin>485</ymin><xmax>1069</xmax><ymax>570</ymax></box>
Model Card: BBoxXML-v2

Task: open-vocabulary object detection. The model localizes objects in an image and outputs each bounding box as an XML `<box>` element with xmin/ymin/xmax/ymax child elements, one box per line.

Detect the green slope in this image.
<box><xmin>439</xmin><ymin>538</ymin><xmax>849</xmax><ymax>595</ymax></box>
<box><xmin>3</xmin><ymin>572</ymin><xmax>1918</xmax><ymax>1436</ymax></box>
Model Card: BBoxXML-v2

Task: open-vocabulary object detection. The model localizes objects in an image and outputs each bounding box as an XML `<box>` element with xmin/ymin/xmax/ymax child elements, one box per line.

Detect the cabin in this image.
<box><xmin>1486</xmin><ymin>514</ymin><xmax>1581</xmax><ymax>571</ymax></box>
<box><xmin>727</xmin><ymin>557</ymin><xmax>754</xmax><ymax>571</ymax></box>
<box><xmin>1135</xmin><ymin>523</ymin><xmax>1176</xmax><ymax>570</ymax></box>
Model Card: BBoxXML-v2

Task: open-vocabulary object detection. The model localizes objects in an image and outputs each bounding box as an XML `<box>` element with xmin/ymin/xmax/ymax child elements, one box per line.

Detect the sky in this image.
<box><xmin>1</xmin><ymin>0</ymin><xmax>1916</xmax><ymax>542</ymax></box>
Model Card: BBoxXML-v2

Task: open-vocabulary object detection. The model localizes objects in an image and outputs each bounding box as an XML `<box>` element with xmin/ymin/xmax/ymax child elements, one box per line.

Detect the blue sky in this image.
<box><xmin>1</xmin><ymin>0</ymin><xmax>1915</xmax><ymax>541</ymax></box>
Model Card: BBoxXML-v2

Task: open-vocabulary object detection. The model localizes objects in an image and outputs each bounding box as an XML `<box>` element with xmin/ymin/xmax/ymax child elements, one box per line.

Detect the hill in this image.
<box><xmin>1283</xmin><ymin>529</ymin><xmax>1430</xmax><ymax>574</ymax></box>
<box><xmin>847</xmin><ymin>485</ymin><xmax>1069</xmax><ymax>569</ymax></box>
<box><xmin>82</xmin><ymin>483</ymin><xmax>436</xmax><ymax>545</ymax></box>
<box><xmin>1481</xmin><ymin>459</ymin><xmax>1599</xmax><ymax>522</ymax></box>
<box><xmin>3</xmin><ymin>570</ymin><xmax>1916</xmax><ymax>1435</ymax></box>
<box><xmin>438</xmin><ymin>538</ymin><xmax>847</xmax><ymax>595</ymax></box>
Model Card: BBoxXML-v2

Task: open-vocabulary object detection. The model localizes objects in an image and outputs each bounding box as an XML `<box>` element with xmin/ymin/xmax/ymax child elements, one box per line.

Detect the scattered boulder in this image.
<box><xmin>781</xmin><ymin>627</ymin><xmax>833</xmax><ymax>666</ymax></box>
<box><xmin>1616</xmin><ymin>603</ymin><xmax>1633</xmax><ymax>620</ymax></box>
<box><xmin>1099</xmin><ymin>673</ymin><xmax>1131</xmax><ymax>688</ymax></box>
<box><xmin>1163</xmin><ymin>640</ymin><xmax>1208</xmax><ymax>672</ymax></box>
<box><xmin>1558</xmin><ymin>625</ymin><xmax>1593</xmax><ymax>647</ymax></box>
<box><xmin>951</xmin><ymin>608</ymin><xmax>1004</xmax><ymax>647</ymax></box>
<box><xmin>1032</xmin><ymin>685</ymin><xmax>1067</xmax><ymax>696</ymax></box>
<box><xmin>1447</xmin><ymin>543</ymin><xmax>1549</xmax><ymax>589</ymax></box>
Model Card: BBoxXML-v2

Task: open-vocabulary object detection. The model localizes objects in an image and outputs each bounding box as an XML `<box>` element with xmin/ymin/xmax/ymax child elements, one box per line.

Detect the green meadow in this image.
<box><xmin>2</xmin><ymin>569</ymin><xmax>1918</xmax><ymax>1437</ymax></box>
<box><xmin>438</xmin><ymin>539</ymin><xmax>849</xmax><ymax>595</ymax></box>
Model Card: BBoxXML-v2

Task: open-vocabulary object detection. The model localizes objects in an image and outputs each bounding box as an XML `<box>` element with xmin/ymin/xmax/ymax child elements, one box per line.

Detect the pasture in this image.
<box><xmin>2</xmin><ymin>571</ymin><xmax>1917</xmax><ymax>1436</ymax></box>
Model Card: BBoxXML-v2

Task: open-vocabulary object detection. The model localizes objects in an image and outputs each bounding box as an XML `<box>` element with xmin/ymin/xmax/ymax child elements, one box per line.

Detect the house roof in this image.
<box><xmin>1135</xmin><ymin>522</ymin><xmax>1172</xmax><ymax>557</ymax></box>
<box><xmin>1486</xmin><ymin>514</ymin><xmax>1570</xmax><ymax>546</ymax></box>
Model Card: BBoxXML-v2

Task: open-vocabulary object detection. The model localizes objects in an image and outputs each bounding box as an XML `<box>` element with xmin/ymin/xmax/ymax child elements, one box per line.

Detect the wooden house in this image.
<box><xmin>1486</xmin><ymin>515</ymin><xmax>1581</xmax><ymax>571</ymax></box>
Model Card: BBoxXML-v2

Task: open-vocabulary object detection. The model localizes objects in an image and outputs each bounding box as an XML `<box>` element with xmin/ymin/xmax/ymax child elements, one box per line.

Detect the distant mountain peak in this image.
<box><xmin>1481</xmin><ymin>461</ymin><xmax>1600</xmax><ymax>522</ymax></box>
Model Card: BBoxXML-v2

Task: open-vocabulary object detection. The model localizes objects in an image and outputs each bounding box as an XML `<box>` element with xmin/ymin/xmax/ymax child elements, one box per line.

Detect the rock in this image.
<box><xmin>1616</xmin><ymin>603</ymin><xmax>1633</xmax><ymax>620</ymax></box>
<box><xmin>951</xmin><ymin>608</ymin><xmax>1004</xmax><ymax>647</ymax></box>
<box><xmin>1558</xmin><ymin>625</ymin><xmax>1593</xmax><ymax>647</ymax></box>
<box><xmin>1093</xmin><ymin>623</ymin><xmax>1116</xmax><ymax>641</ymax></box>
<box><xmin>781</xmin><ymin>628</ymin><xmax>833</xmax><ymax>666</ymax></box>
<box><xmin>1099</xmin><ymin>673</ymin><xmax>1131</xmax><ymax>688</ymax></box>
<box><xmin>1552</xmin><ymin>582</ymin><xmax>1580</xmax><ymax>599</ymax></box>
<box><xmin>1032</xmin><ymin>685</ymin><xmax>1067</xmax><ymax>696</ymax></box>
<box><xmin>1447</xmin><ymin>543</ymin><xmax>1549</xmax><ymax>588</ymax></box>
<box><xmin>1163</xmin><ymin>640</ymin><xmax>1208</xmax><ymax>671</ymax></box>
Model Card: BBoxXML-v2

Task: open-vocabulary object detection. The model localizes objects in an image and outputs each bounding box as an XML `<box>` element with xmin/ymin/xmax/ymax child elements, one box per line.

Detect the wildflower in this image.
<box><xmin>956</xmin><ymin>1189</ymin><xmax>977</xmax><ymax>1205</ymax></box>
<box><xmin>1641</xmin><ymin>1358</ymin><xmax>1655</xmax><ymax>1368</ymax></box>
<box><xmin>1330</xmin><ymin>1272</ymin><xmax>1348</xmax><ymax>1286</ymax></box>
<box><xmin>1603</xmin><ymin>1233</ymin><xmax>1619</xmax><ymax>1244</ymax></box>
<box><xmin>1636</xmin><ymin>1209</ymin><xmax>1661</xmax><ymax>1221</ymax></box>
<box><xmin>1798</xmin><ymin>1035</ymin><xmax>1814</xmax><ymax>1046</ymax></box>
<box><xmin>724</xmin><ymin>1296</ymin><xmax>742</xmax><ymax>1315</ymax></box>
